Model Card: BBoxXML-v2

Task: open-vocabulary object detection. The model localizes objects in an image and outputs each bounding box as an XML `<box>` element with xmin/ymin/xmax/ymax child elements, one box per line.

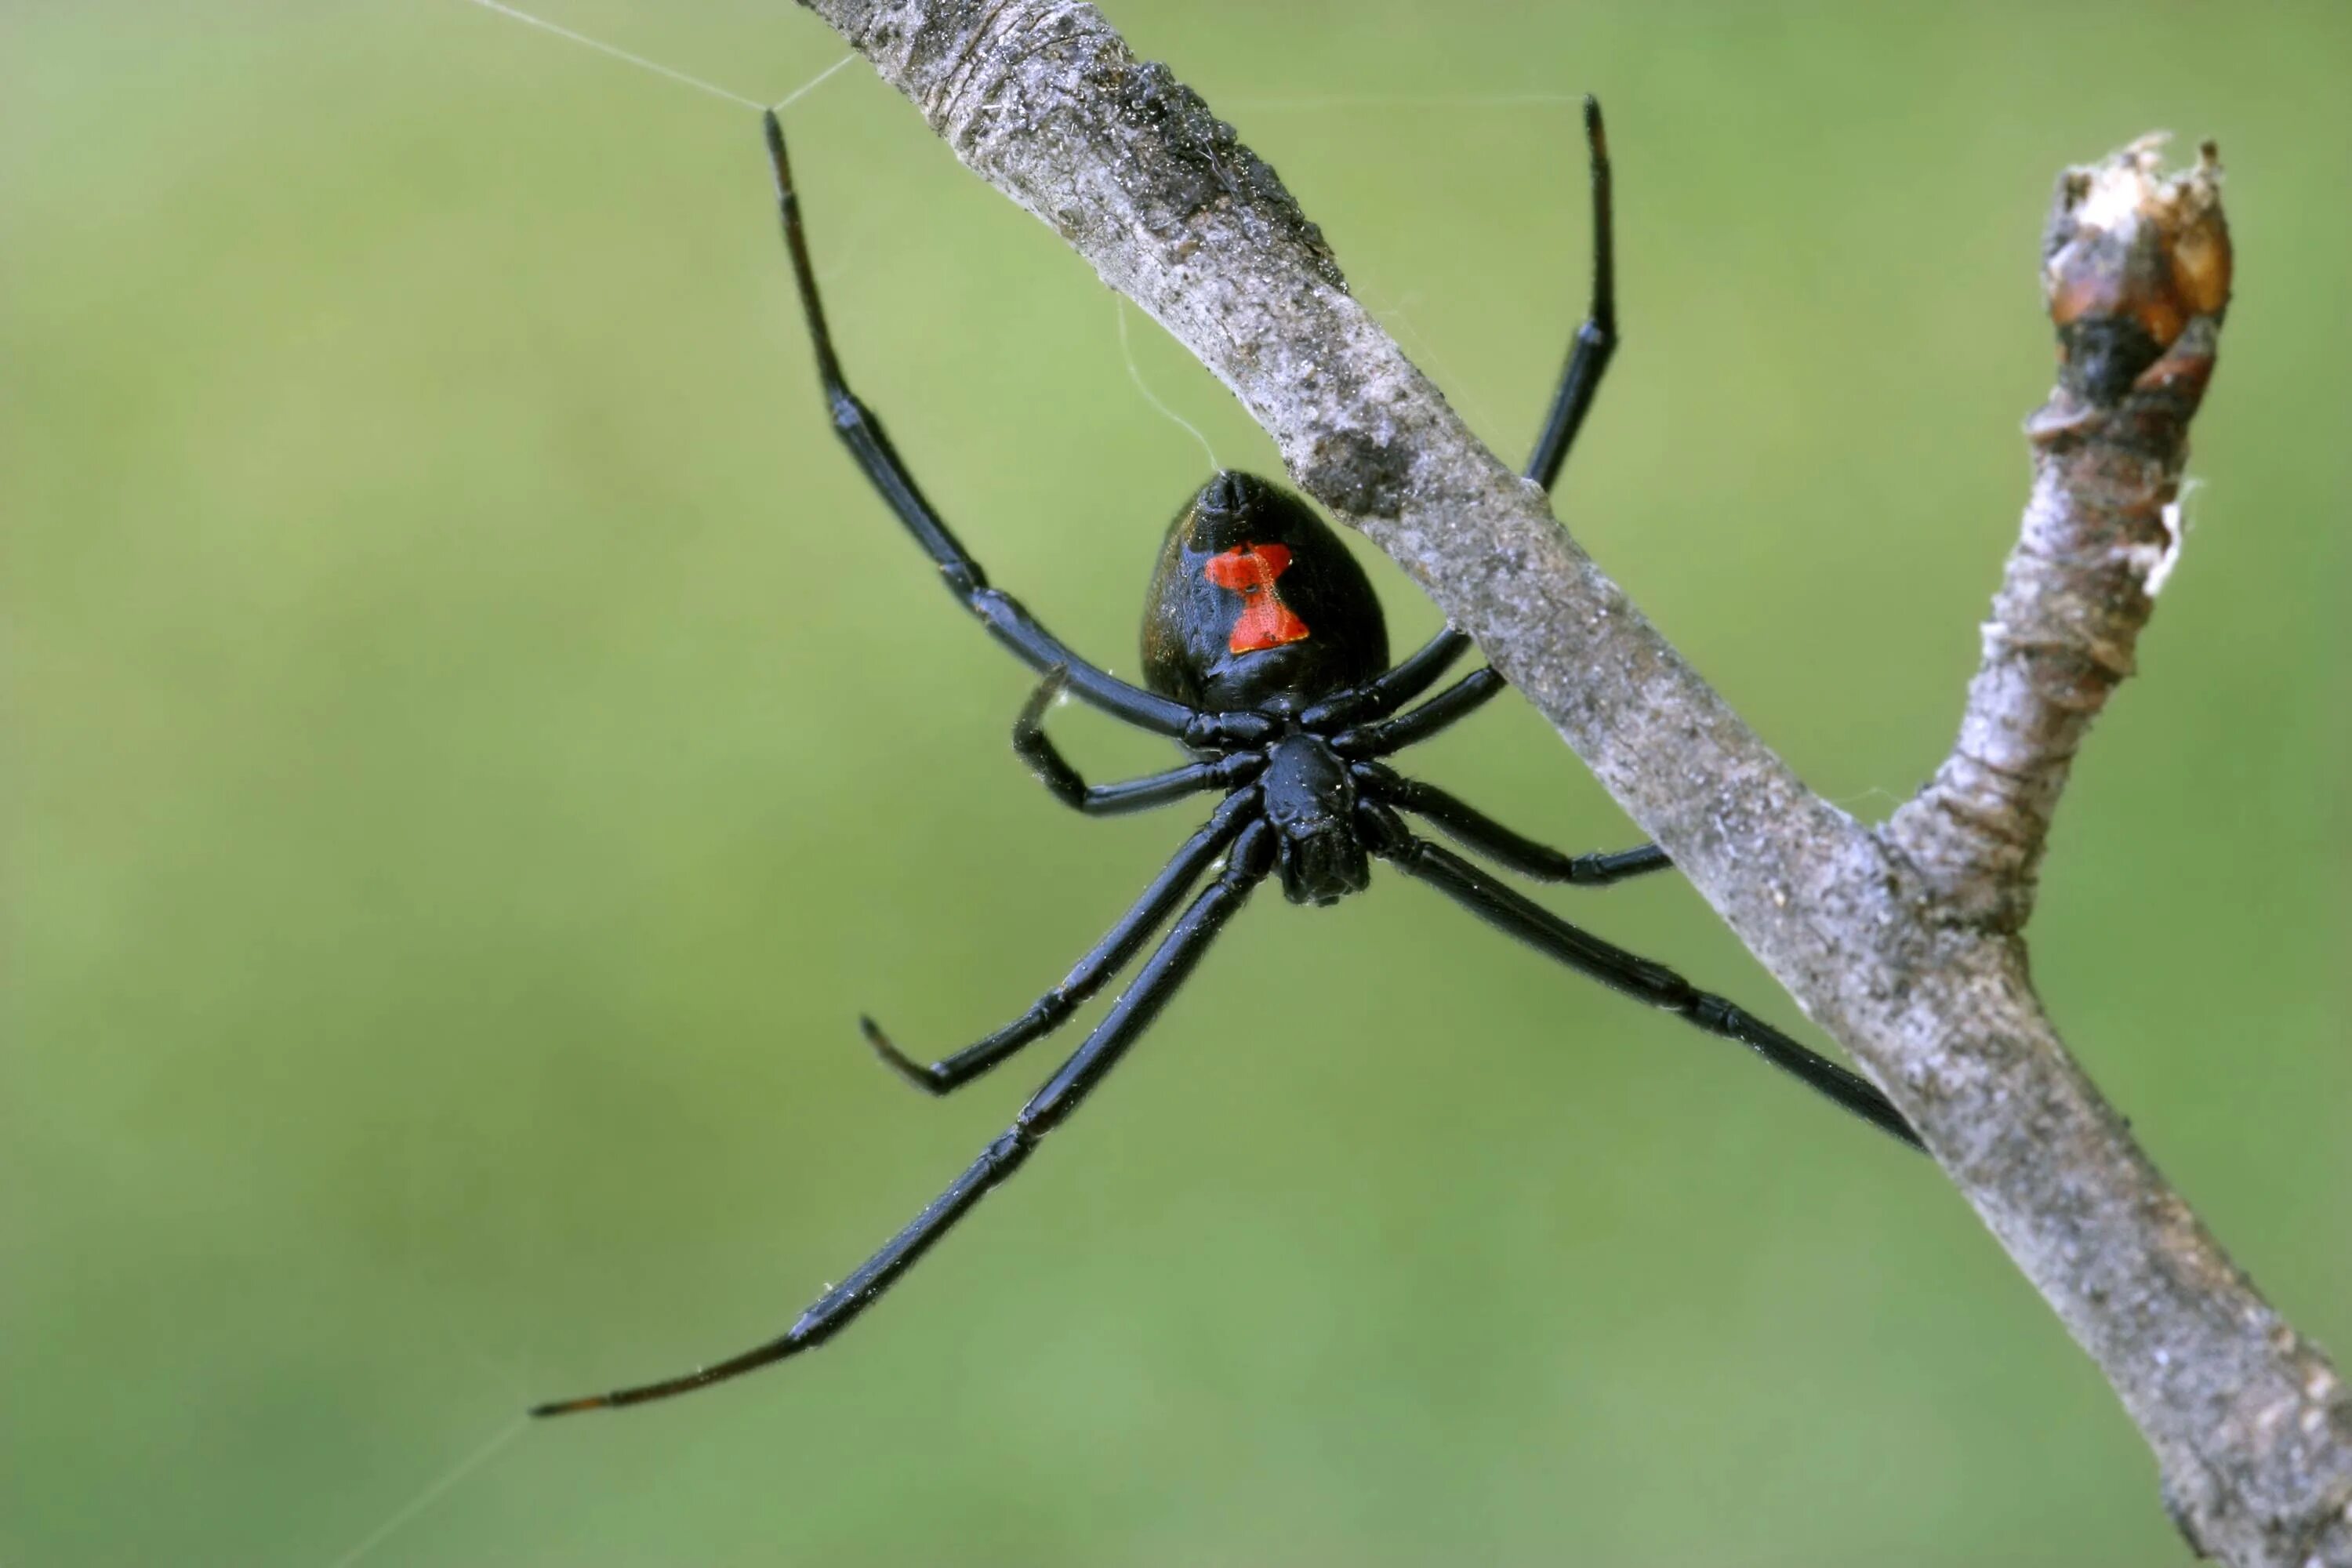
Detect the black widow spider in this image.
<box><xmin>532</xmin><ymin>98</ymin><xmax>1922</xmax><ymax>1419</ymax></box>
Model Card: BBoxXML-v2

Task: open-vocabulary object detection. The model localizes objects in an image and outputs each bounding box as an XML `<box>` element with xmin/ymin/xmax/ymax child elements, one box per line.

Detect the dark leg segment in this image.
<box><xmin>1308</xmin><ymin>630</ymin><xmax>1472</xmax><ymax>731</ymax></box>
<box><xmin>762</xmin><ymin>112</ymin><xmax>1193</xmax><ymax>738</ymax></box>
<box><xmin>1352</xmin><ymin>761</ymin><xmax>1669</xmax><ymax>887</ymax></box>
<box><xmin>1330</xmin><ymin>95</ymin><xmax>1622</xmax><ymax>725</ymax></box>
<box><xmin>531</xmin><ymin>822</ymin><xmax>1276</xmax><ymax>1416</ymax></box>
<box><xmin>1525</xmin><ymin>96</ymin><xmax>1617</xmax><ymax>493</ymax></box>
<box><xmin>1013</xmin><ymin>670</ymin><xmax>1262</xmax><ymax>815</ymax></box>
<box><xmin>1359</xmin><ymin>805</ymin><xmax>1922</xmax><ymax>1151</ymax></box>
<box><xmin>1332</xmin><ymin>669</ymin><xmax>1506</xmax><ymax>758</ymax></box>
<box><xmin>863</xmin><ymin>791</ymin><xmax>1261</xmax><ymax>1094</ymax></box>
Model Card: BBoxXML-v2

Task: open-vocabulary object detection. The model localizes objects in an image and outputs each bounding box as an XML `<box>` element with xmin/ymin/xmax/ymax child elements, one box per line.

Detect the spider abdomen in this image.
<box><xmin>1141</xmin><ymin>472</ymin><xmax>1389</xmax><ymax>713</ymax></box>
<box><xmin>1261</xmin><ymin>734</ymin><xmax>1369</xmax><ymax>906</ymax></box>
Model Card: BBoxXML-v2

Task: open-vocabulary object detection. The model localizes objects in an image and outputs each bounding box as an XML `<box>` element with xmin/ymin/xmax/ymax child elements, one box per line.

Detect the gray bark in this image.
<box><xmin>792</xmin><ymin>4</ymin><xmax>2352</xmax><ymax>1561</ymax></box>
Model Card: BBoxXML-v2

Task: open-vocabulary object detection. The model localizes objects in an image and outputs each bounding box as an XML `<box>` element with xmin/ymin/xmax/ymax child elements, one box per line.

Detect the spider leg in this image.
<box><xmin>1323</xmin><ymin>96</ymin><xmax>1621</xmax><ymax>725</ymax></box>
<box><xmin>532</xmin><ymin>821</ymin><xmax>1276</xmax><ymax>1416</ymax></box>
<box><xmin>1014</xmin><ymin>670</ymin><xmax>1264</xmax><ymax>815</ymax></box>
<box><xmin>761</xmin><ymin>112</ymin><xmax>1193</xmax><ymax>738</ymax></box>
<box><xmin>1358</xmin><ymin>804</ymin><xmax>1922</xmax><ymax>1151</ymax></box>
<box><xmin>1305</xmin><ymin>630</ymin><xmax>1472</xmax><ymax>730</ymax></box>
<box><xmin>1352</xmin><ymin>760</ymin><xmax>1668</xmax><ymax>887</ymax></box>
<box><xmin>863</xmin><ymin>790</ymin><xmax>1260</xmax><ymax>1094</ymax></box>
<box><xmin>1526</xmin><ymin>96</ymin><xmax>1618</xmax><ymax>493</ymax></box>
<box><xmin>1331</xmin><ymin>668</ymin><xmax>1505</xmax><ymax>758</ymax></box>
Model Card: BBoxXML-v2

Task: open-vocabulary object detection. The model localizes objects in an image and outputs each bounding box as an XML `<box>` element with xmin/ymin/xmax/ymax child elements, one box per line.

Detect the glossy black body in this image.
<box><xmin>1261</xmin><ymin>731</ymin><xmax>1370</xmax><ymax>905</ymax></box>
<box><xmin>530</xmin><ymin>100</ymin><xmax>1922</xmax><ymax>1421</ymax></box>
<box><xmin>1142</xmin><ymin>472</ymin><xmax>1389</xmax><ymax>712</ymax></box>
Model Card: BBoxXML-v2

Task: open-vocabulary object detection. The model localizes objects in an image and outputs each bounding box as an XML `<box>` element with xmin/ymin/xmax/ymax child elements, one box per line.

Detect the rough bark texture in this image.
<box><xmin>791</xmin><ymin>4</ymin><xmax>2352</xmax><ymax>1561</ymax></box>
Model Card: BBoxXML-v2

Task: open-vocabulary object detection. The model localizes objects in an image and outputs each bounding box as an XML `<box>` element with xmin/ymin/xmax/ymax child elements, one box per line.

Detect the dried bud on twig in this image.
<box><xmin>1904</xmin><ymin>132</ymin><xmax>2233</xmax><ymax>927</ymax></box>
<box><xmin>2039</xmin><ymin>135</ymin><xmax>2231</xmax><ymax>423</ymax></box>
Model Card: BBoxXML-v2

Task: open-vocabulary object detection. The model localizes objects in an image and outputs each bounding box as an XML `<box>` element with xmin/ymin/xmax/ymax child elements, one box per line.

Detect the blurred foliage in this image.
<box><xmin>5</xmin><ymin>2</ymin><xmax>2347</xmax><ymax>1563</ymax></box>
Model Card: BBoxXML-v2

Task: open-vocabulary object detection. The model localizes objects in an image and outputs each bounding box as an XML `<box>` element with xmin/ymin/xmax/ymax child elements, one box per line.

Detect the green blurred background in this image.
<box><xmin>6</xmin><ymin>2</ymin><xmax>2347</xmax><ymax>1563</ymax></box>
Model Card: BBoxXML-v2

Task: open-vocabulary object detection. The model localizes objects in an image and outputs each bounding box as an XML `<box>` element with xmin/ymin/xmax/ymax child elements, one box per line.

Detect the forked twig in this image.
<box><xmin>788</xmin><ymin>4</ymin><xmax>2350</xmax><ymax>1561</ymax></box>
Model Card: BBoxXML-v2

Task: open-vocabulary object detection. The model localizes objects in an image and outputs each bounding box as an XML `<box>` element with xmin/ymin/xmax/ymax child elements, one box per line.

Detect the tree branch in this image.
<box><xmin>792</xmin><ymin>3</ymin><xmax>2352</xmax><ymax>1560</ymax></box>
<box><xmin>1886</xmin><ymin>136</ymin><xmax>2232</xmax><ymax>930</ymax></box>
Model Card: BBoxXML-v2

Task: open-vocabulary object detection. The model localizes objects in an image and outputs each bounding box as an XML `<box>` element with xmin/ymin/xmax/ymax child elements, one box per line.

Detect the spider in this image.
<box><xmin>532</xmin><ymin>98</ymin><xmax>1921</xmax><ymax>1419</ymax></box>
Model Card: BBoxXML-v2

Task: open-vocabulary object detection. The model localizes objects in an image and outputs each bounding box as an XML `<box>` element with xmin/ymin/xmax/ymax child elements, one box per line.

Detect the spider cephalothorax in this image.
<box><xmin>532</xmin><ymin>100</ymin><xmax>1922</xmax><ymax>1421</ymax></box>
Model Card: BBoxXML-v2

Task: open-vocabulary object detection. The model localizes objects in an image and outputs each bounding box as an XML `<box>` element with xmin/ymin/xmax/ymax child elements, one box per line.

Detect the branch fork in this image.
<box><xmin>1889</xmin><ymin>136</ymin><xmax>2230</xmax><ymax>930</ymax></box>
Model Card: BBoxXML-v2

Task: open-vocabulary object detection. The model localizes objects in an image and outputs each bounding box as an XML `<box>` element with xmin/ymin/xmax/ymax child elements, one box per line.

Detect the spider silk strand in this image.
<box><xmin>1117</xmin><ymin>298</ymin><xmax>1222</xmax><ymax>472</ymax></box>
<box><xmin>319</xmin><ymin>1417</ymin><xmax>528</xmax><ymax>1568</ymax></box>
<box><xmin>452</xmin><ymin>0</ymin><xmax>855</xmax><ymax>118</ymax></box>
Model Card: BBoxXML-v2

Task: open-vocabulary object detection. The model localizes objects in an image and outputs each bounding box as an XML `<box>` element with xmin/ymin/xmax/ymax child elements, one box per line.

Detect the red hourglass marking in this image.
<box><xmin>1203</xmin><ymin>543</ymin><xmax>1312</xmax><ymax>653</ymax></box>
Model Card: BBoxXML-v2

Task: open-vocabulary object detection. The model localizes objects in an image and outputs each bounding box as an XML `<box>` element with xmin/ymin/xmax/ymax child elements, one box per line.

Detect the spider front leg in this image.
<box><xmin>1351</xmin><ymin>760</ymin><xmax>1669</xmax><ymax>887</ymax></box>
<box><xmin>1341</xmin><ymin>95</ymin><xmax>1622</xmax><ymax>724</ymax></box>
<box><xmin>1013</xmin><ymin>670</ymin><xmax>1263</xmax><ymax>815</ymax></box>
<box><xmin>532</xmin><ymin>822</ymin><xmax>1277</xmax><ymax>1416</ymax></box>
<box><xmin>862</xmin><ymin>790</ymin><xmax>1260</xmax><ymax>1094</ymax></box>
<box><xmin>1357</xmin><ymin>804</ymin><xmax>1922</xmax><ymax>1151</ymax></box>
<box><xmin>1526</xmin><ymin>95</ymin><xmax>1619</xmax><ymax>495</ymax></box>
<box><xmin>1331</xmin><ymin>667</ymin><xmax>1506</xmax><ymax>757</ymax></box>
<box><xmin>762</xmin><ymin>113</ymin><xmax>1193</xmax><ymax>739</ymax></box>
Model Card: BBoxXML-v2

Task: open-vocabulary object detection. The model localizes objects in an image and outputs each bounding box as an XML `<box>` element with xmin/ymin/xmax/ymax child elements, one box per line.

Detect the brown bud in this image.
<box><xmin>2042</xmin><ymin>136</ymin><xmax>2230</xmax><ymax>406</ymax></box>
